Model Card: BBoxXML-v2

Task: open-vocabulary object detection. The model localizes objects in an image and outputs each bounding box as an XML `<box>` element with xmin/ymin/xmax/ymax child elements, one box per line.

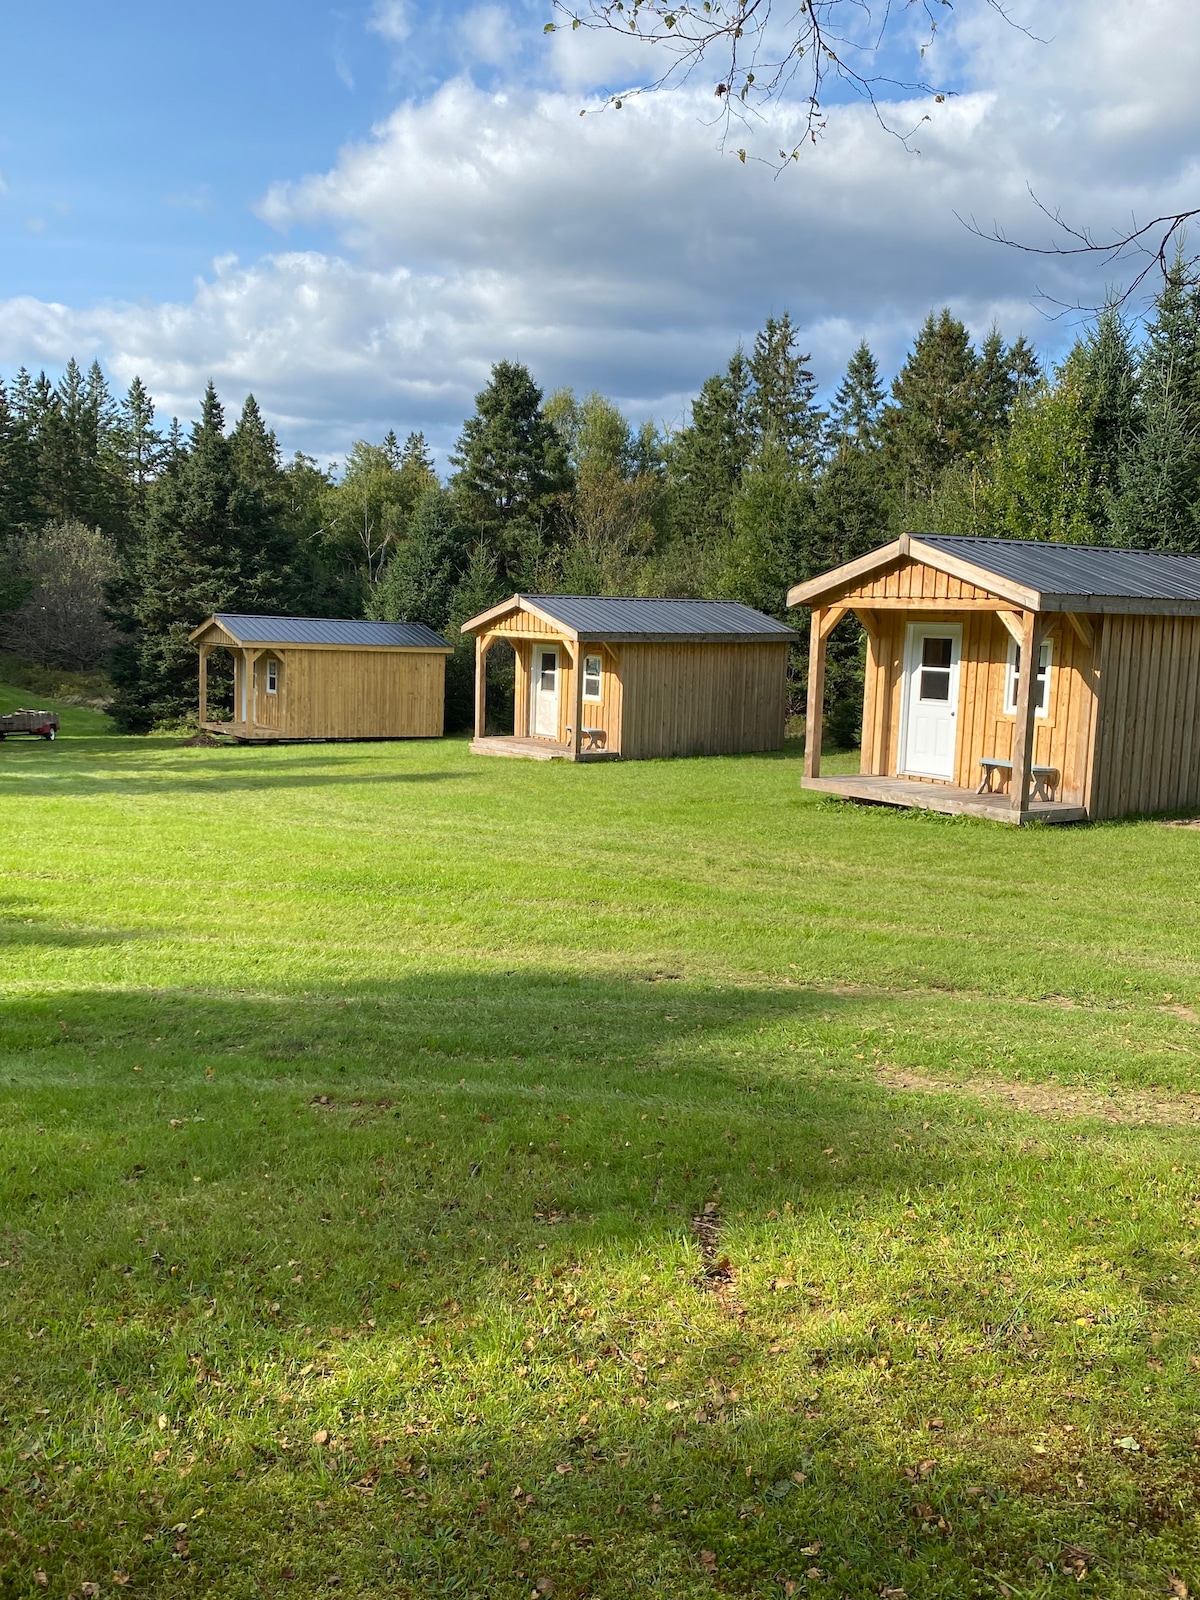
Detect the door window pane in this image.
<box><xmin>539</xmin><ymin>652</ymin><xmax>556</xmax><ymax>689</ymax></box>
<box><xmin>922</xmin><ymin>636</ymin><xmax>953</xmax><ymax>669</ymax></box>
<box><xmin>919</xmin><ymin>668</ymin><xmax>951</xmax><ymax>701</ymax></box>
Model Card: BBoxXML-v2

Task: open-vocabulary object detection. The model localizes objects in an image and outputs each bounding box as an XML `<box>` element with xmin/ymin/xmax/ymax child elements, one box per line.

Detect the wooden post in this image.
<box><xmin>248</xmin><ymin>649</ymin><xmax>261</xmax><ymax>733</ymax></box>
<box><xmin>571</xmin><ymin>642</ymin><xmax>584</xmax><ymax>757</ymax></box>
<box><xmin>474</xmin><ymin>636</ymin><xmax>488</xmax><ymax>739</ymax></box>
<box><xmin>198</xmin><ymin>646</ymin><xmax>209</xmax><ymax>728</ymax></box>
<box><xmin>804</xmin><ymin>608</ymin><xmax>827</xmax><ymax>779</ymax></box>
<box><xmin>1011</xmin><ymin>609</ymin><xmax>1042</xmax><ymax>815</ymax></box>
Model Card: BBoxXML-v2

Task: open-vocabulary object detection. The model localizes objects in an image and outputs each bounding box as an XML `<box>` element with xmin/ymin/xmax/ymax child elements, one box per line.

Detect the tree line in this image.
<box><xmin>2</xmin><ymin>263</ymin><xmax>1199</xmax><ymax>739</ymax></box>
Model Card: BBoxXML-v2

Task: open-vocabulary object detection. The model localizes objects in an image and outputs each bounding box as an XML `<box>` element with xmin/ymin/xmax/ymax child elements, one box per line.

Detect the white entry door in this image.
<box><xmin>901</xmin><ymin>624</ymin><xmax>961</xmax><ymax>780</ymax></box>
<box><xmin>530</xmin><ymin>646</ymin><xmax>560</xmax><ymax>738</ymax></box>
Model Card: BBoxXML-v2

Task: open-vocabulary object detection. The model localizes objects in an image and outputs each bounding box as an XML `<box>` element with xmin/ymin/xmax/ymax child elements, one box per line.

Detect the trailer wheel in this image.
<box><xmin>45</xmin><ymin>728</ymin><xmax>56</xmax><ymax>740</ymax></box>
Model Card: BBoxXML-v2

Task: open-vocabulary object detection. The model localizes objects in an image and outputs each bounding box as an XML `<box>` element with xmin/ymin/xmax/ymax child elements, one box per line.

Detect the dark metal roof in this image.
<box><xmin>919</xmin><ymin>536</ymin><xmax>1200</xmax><ymax>604</ymax></box>
<box><xmin>522</xmin><ymin>595</ymin><xmax>796</xmax><ymax>640</ymax></box>
<box><xmin>213</xmin><ymin>614</ymin><xmax>450</xmax><ymax>649</ymax></box>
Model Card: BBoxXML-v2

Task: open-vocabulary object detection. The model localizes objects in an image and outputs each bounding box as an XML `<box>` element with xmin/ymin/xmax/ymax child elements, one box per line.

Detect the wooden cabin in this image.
<box><xmin>189</xmin><ymin>613</ymin><xmax>452</xmax><ymax>742</ymax></box>
<box><xmin>789</xmin><ymin>533</ymin><xmax>1200</xmax><ymax>823</ymax></box>
<box><xmin>461</xmin><ymin>594</ymin><xmax>795</xmax><ymax>760</ymax></box>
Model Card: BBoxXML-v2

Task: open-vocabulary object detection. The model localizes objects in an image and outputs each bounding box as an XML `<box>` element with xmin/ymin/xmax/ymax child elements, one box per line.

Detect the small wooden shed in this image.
<box><xmin>789</xmin><ymin>533</ymin><xmax>1200</xmax><ymax>823</ymax></box>
<box><xmin>461</xmin><ymin>594</ymin><xmax>795</xmax><ymax>760</ymax></box>
<box><xmin>189</xmin><ymin>613</ymin><xmax>452</xmax><ymax>742</ymax></box>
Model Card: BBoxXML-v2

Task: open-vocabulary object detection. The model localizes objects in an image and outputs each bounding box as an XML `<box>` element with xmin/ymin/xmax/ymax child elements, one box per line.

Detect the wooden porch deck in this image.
<box><xmin>802</xmin><ymin>773</ymin><xmax>1088</xmax><ymax>825</ymax></box>
<box><xmin>470</xmin><ymin>736</ymin><xmax>619</xmax><ymax>762</ymax></box>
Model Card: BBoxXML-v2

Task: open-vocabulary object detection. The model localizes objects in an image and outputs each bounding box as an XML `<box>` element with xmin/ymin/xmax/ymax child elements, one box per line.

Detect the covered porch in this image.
<box><xmin>789</xmin><ymin>534</ymin><xmax>1098</xmax><ymax>827</ymax></box>
<box><xmin>468</xmin><ymin>604</ymin><xmax>623</xmax><ymax>760</ymax></box>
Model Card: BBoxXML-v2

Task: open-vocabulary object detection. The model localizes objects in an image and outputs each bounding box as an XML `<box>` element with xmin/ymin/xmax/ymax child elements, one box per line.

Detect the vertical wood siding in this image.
<box><xmin>847</xmin><ymin>559</ymin><xmax>998</xmax><ymax>605</ymax></box>
<box><xmin>618</xmin><ymin>642</ymin><xmax>788</xmax><ymax>759</ymax></box>
<box><xmin>1090</xmin><ymin>615</ymin><xmax>1200</xmax><ymax>818</ymax></box>
<box><xmin>274</xmin><ymin>649</ymin><xmax>446</xmax><ymax>739</ymax></box>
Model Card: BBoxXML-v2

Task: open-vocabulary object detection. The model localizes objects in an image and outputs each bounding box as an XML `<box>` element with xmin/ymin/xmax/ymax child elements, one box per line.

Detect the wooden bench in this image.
<box><xmin>579</xmin><ymin>727</ymin><xmax>607</xmax><ymax>752</ymax></box>
<box><xmin>977</xmin><ymin>757</ymin><xmax>1059</xmax><ymax>803</ymax></box>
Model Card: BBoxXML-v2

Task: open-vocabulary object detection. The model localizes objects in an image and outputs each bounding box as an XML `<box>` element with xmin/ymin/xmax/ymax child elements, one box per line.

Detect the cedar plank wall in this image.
<box><xmin>845</xmin><ymin>558</ymin><xmax>1100</xmax><ymax>807</ymax></box>
<box><xmin>278</xmin><ymin>649</ymin><xmax>446</xmax><ymax>738</ymax></box>
<box><xmin>619</xmin><ymin>642</ymin><xmax>789</xmax><ymax>759</ymax></box>
<box><xmin>1090</xmin><ymin>615</ymin><xmax>1200</xmax><ymax>818</ymax></box>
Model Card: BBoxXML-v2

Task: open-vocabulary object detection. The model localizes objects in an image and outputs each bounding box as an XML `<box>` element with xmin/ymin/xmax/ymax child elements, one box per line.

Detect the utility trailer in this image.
<box><xmin>0</xmin><ymin>709</ymin><xmax>59</xmax><ymax>740</ymax></box>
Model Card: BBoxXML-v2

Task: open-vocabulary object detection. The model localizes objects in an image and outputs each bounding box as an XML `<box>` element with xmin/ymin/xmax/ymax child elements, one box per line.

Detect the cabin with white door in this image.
<box><xmin>460</xmin><ymin>594</ymin><xmax>795</xmax><ymax>761</ymax></box>
<box><xmin>789</xmin><ymin>533</ymin><xmax>1200</xmax><ymax>823</ymax></box>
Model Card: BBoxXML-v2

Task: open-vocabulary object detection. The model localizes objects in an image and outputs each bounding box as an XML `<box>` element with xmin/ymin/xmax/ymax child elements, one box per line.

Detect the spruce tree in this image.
<box><xmin>826</xmin><ymin>342</ymin><xmax>884</xmax><ymax>450</ymax></box>
<box><xmin>112</xmin><ymin>383</ymin><xmax>299</xmax><ymax>728</ymax></box>
<box><xmin>883</xmin><ymin>310</ymin><xmax>984</xmax><ymax>506</ymax></box>
<box><xmin>369</xmin><ymin>487</ymin><xmax>472</xmax><ymax>633</ymax></box>
<box><xmin>450</xmin><ymin>361</ymin><xmax>571</xmax><ymax>587</ymax></box>
<box><xmin>746</xmin><ymin>312</ymin><xmax>821</xmax><ymax>465</ymax></box>
<box><xmin>444</xmin><ymin>540</ymin><xmax>503</xmax><ymax>731</ymax></box>
<box><xmin>666</xmin><ymin>349</ymin><xmax>752</xmax><ymax>551</ymax></box>
<box><xmin>1112</xmin><ymin>266</ymin><xmax>1200</xmax><ymax>551</ymax></box>
<box><xmin>1076</xmin><ymin>304</ymin><xmax>1140</xmax><ymax>532</ymax></box>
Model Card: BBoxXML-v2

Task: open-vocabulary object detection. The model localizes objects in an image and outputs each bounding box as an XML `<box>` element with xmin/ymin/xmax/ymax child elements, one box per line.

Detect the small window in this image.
<box><xmin>582</xmin><ymin>653</ymin><xmax>602</xmax><ymax>701</ymax></box>
<box><xmin>1004</xmin><ymin>637</ymin><xmax>1051</xmax><ymax>717</ymax></box>
<box><xmin>538</xmin><ymin>651</ymin><xmax>556</xmax><ymax>690</ymax></box>
<box><xmin>266</xmin><ymin>658</ymin><xmax>278</xmax><ymax>695</ymax></box>
<box><xmin>918</xmin><ymin>635</ymin><xmax>953</xmax><ymax>702</ymax></box>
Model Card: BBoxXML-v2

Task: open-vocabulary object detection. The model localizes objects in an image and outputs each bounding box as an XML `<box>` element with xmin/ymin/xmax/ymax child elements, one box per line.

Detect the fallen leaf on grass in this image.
<box><xmin>534</xmin><ymin>1580</ymin><xmax>556</xmax><ymax>1597</ymax></box>
<box><xmin>1114</xmin><ymin>1435</ymin><xmax>1141</xmax><ymax>1452</ymax></box>
<box><xmin>879</xmin><ymin>1589</ymin><xmax>907</xmax><ymax>1599</ymax></box>
<box><xmin>34</xmin><ymin>1575</ymin><xmax>48</xmax><ymax>1589</ymax></box>
<box><xmin>312</xmin><ymin>1429</ymin><xmax>329</xmax><ymax>1445</ymax></box>
<box><xmin>113</xmin><ymin>1574</ymin><xmax>131</xmax><ymax>1588</ymax></box>
<box><xmin>902</xmin><ymin>1459</ymin><xmax>936</xmax><ymax>1481</ymax></box>
<box><xmin>700</xmin><ymin>1550</ymin><xmax>718</xmax><ymax>1573</ymax></box>
<box><xmin>82</xmin><ymin>1585</ymin><xmax>101</xmax><ymax>1597</ymax></box>
<box><xmin>1169</xmin><ymin>1577</ymin><xmax>1189</xmax><ymax>1598</ymax></box>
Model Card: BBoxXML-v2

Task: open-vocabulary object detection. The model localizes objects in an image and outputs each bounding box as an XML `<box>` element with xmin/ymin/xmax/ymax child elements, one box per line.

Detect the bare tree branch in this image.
<box><xmin>961</xmin><ymin>189</ymin><xmax>1200</xmax><ymax>312</ymax></box>
<box><xmin>548</xmin><ymin>0</ymin><xmax>1025</xmax><ymax>162</ymax></box>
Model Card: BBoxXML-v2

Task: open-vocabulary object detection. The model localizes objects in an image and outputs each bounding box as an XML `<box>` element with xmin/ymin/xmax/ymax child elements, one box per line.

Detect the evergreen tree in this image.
<box><xmin>746</xmin><ymin>312</ymin><xmax>821</xmax><ymax>465</ymax></box>
<box><xmin>111</xmin><ymin>383</ymin><xmax>299</xmax><ymax>729</ymax></box>
<box><xmin>826</xmin><ymin>342</ymin><xmax>884</xmax><ymax>451</ymax></box>
<box><xmin>883</xmin><ymin>310</ymin><xmax>984</xmax><ymax>505</ymax></box>
<box><xmin>1112</xmin><ymin>266</ymin><xmax>1200</xmax><ymax>551</ymax></box>
<box><xmin>450</xmin><ymin>360</ymin><xmax>571</xmax><ymax>586</ymax></box>
<box><xmin>369</xmin><ymin>487</ymin><xmax>472</xmax><ymax>633</ymax></box>
<box><xmin>444</xmin><ymin>540</ymin><xmax>504</xmax><ymax>731</ymax></box>
<box><xmin>666</xmin><ymin>349</ymin><xmax>752</xmax><ymax>551</ymax></box>
<box><xmin>1075</xmin><ymin>304</ymin><xmax>1140</xmax><ymax>530</ymax></box>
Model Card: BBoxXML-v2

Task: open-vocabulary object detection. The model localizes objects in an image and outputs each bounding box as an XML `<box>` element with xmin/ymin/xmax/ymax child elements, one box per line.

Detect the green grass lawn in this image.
<box><xmin>3</xmin><ymin>713</ymin><xmax>1200</xmax><ymax>1599</ymax></box>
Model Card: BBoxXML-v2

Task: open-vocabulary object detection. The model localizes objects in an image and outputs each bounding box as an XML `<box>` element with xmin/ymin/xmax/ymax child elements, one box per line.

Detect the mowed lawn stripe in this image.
<box><xmin>2</xmin><ymin>723</ymin><xmax>1200</xmax><ymax>1597</ymax></box>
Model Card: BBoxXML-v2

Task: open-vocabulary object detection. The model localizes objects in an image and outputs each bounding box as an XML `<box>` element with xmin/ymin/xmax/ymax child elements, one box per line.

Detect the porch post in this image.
<box><xmin>1011</xmin><ymin>609</ymin><xmax>1042</xmax><ymax>815</ymax></box>
<box><xmin>804</xmin><ymin>607</ymin><xmax>827</xmax><ymax>779</ymax></box>
<box><xmin>198</xmin><ymin>646</ymin><xmax>209</xmax><ymax>727</ymax></box>
<box><xmin>248</xmin><ymin>650</ymin><xmax>261</xmax><ymax>733</ymax></box>
<box><xmin>474</xmin><ymin>636</ymin><xmax>489</xmax><ymax>739</ymax></box>
<box><xmin>571</xmin><ymin>641</ymin><xmax>584</xmax><ymax>757</ymax></box>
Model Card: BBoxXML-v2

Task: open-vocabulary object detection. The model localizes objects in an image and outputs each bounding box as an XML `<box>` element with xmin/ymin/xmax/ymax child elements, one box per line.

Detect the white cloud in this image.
<box><xmin>368</xmin><ymin>0</ymin><xmax>411</xmax><ymax>46</ymax></box>
<box><xmin>0</xmin><ymin>0</ymin><xmax>1195</xmax><ymax>460</ymax></box>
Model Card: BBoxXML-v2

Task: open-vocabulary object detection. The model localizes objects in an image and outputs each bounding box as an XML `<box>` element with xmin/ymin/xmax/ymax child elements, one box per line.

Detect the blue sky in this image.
<box><xmin>0</xmin><ymin>1</ymin><xmax>1193</xmax><ymax>464</ymax></box>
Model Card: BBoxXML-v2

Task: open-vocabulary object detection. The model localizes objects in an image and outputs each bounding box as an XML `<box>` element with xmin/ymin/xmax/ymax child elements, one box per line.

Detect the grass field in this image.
<box><xmin>3</xmin><ymin>713</ymin><xmax>1200</xmax><ymax>1599</ymax></box>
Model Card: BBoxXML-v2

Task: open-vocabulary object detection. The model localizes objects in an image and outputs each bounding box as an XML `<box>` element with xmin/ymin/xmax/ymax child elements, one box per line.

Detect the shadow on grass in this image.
<box><xmin>2</xmin><ymin>972</ymin><xmax>1197</xmax><ymax>1596</ymax></box>
<box><xmin>0</xmin><ymin>742</ymin><xmax>474</xmax><ymax>795</ymax></box>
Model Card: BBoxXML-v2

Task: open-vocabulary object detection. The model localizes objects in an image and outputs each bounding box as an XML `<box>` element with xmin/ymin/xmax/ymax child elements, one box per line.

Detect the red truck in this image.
<box><xmin>0</xmin><ymin>709</ymin><xmax>59</xmax><ymax>740</ymax></box>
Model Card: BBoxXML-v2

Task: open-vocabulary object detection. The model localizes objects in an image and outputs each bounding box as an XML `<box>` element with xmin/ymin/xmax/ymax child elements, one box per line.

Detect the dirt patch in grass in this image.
<box><xmin>876</xmin><ymin>1063</ymin><xmax>1200</xmax><ymax>1125</ymax></box>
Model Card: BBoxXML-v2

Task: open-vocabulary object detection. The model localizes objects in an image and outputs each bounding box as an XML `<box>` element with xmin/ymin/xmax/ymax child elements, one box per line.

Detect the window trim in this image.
<box><xmin>582</xmin><ymin>653</ymin><xmax>603</xmax><ymax>703</ymax></box>
<box><xmin>1003</xmin><ymin>635</ymin><xmax>1051</xmax><ymax>718</ymax></box>
<box><xmin>265</xmin><ymin>657</ymin><xmax>278</xmax><ymax>695</ymax></box>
